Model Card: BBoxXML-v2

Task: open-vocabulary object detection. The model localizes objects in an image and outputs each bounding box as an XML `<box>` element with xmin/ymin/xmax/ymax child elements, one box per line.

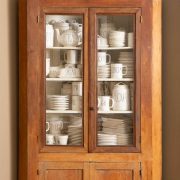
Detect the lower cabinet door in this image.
<box><xmin>39</xmin><ymin>162</ymin><xmax>89</xmax><ymax>180</ymax></box>
<box><xmin>90</xmin><ymin>162</ymin><xmax>140</xmax><ymax>180</ymax></box>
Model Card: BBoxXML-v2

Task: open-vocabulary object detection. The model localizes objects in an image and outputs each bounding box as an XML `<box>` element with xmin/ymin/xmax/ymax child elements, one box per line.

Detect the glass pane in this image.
<box><xmin>96</xmin><ymin>15</ymin><xmax>135</xmax><ymax>146</ymax></box>
<box><xmin>45</xmin><ymin>15</ymin><xmax>83</xmax><ymax>146</ymax></box>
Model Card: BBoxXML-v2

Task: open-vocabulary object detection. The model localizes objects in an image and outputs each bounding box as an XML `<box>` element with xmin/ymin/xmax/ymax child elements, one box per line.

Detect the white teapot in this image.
<box><xmin>59</xmin><ymin>29</ymin><xmax>79</xmax><ymax>47</ymax></box>
<box><xmin>112</xmin><ymin>83</ymin><xmax>130</xmax><ymax>111</ymax></box>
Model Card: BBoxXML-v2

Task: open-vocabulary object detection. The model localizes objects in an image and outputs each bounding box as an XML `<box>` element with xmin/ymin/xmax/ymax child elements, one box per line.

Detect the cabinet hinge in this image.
<box><xmin>37</xmin><ymin>169</ymin><xmax>39</xmax><ymax>175</ymax></box>
<box><xmin>37</xmin><ymin>15</ymin><xmax>40</xmax><ymax>23</ymax></box>
<box><xmin>139</xmin><ymin>162</ymin><xmax>142</xmax><ymax>177</ymax></box>
<box><xmin>140</xmin><ymin>15</ymin><xmax>143</xmax><ymax>23</ymax></box>
<box><xmin>139</xmin><ymin>135</ymin><xmax>141</xmax><ymax>144</ymax></box>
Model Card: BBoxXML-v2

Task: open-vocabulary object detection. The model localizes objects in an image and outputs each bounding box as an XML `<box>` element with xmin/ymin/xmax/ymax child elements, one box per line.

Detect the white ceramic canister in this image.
<box><xmin>112</xmin><ymin>83</ymin><xmax>130</xmax><ymax>111</ymax></box>
<box><xmin>46</xmin><ymin>24</ymin><xmax>54</xmax><ymax>47</ymax></box>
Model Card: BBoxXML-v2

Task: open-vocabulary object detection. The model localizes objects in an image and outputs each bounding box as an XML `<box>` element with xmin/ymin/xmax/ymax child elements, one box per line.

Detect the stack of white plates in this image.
<box><xmin>109</xmin><ymin>30</ymin><xmax>126</xmax><ymax>47</ymax></box>
<box><xmin>117</xmin><ymin>52</ymin><xmax>134</xmax><ymax>78</ymax></box>
<box><xmin>68</xmin><ymin>125</ymin><xmax>82</xmax><ymax>145</ymax></box>
<box><xmin>101</xmin><ymin>117</ymin><xmax>133</xmax><ymax>145</ymax></box>
<box><xmin>98</xmin><ymin>133</ymin><xmax>117</xmax><ymax>146</ymax></box>
<box><xmin>97</xmin><ymin>64</ymin><xmax>111</xmax><ymax>78</ymax></box>
<box><xmin>47</xmin><ymin>95</ymin><xmax>70</xmax><ymax>110</ymax></box>
<box><xmin>69</xmin><ymin>116</ymin><xmax>82</xmax><ymax>126</ymax></box>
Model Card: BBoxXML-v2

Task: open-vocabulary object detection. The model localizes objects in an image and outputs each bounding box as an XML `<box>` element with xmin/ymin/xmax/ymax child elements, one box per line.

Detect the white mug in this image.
<box><xmin>98</xmin><ymin>96</ymin><xmax>114</xmax><ymax>111</ymax></box>
<box><xmin>72</xmin><ymin>96</ymin><xmax>82</xmax><ymax>111</ymax></box>
<box><xmin>56</xmin><ymin>135</ymin><xmax>69</xmax><ymax>145</ymax></box>
<box><xmin>46</xmin><ymin>134</ymin><xmax>55</xmax><ymax>145</ymax></box>
<box><xmin>72</xmin><ymin>82</ymin><xmax>82</xmax><ymax>96</ymax></box>
<box><xmin>111</xmin><ymin>64</ymin><xmax>127</xmax><ymax>79</ymax></box>
<box><xmin>64</xmin><ymin>50</ymin><xmax>78</xmax><ymax>64</ymax></box>
<box><xmin>47</xmin><ymin>120</ymin><xmax>63</xmax><ymax>135</ymax></box>
<box><xmin>46</xmin><ymin>58</ymin><xmax>50</xmax><ymax>76</ymax></box>
<box><xmin>46</xmin><ymin>122</ymin><xmax>50</xmax><ymax>132</ymax></box>
<box><xmin>97</xmin><ymin>52</ymin><xmax>111</xmax><ymax>66</ymax></box>
<box><xmin>97</xmin><ymin>35</ymin><xmax>108</xmax><ymax>47</ymax></box>
<box><xmin>49</xmin><ymin>66</ymin><xmax>60</xmax><ymax>78</ymax></box>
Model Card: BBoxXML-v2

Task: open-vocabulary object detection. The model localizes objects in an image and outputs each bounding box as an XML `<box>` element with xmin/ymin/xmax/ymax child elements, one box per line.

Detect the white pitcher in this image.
<box><xmin>112</xmin><ymin>83</ymin><xmax>130</xmax><ymax>111</ymax></box>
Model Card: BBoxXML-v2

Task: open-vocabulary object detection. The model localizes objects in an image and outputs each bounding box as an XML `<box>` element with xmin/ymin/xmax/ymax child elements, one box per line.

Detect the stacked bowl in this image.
<box><xmin>109</xmin><ymin>30</ymin><xmax>126</xmax><ymax>47</ymax></box>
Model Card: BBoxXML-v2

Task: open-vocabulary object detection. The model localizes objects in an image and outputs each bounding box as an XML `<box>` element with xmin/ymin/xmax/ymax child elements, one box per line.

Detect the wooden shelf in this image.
<box><xmin>98</xmin><ymin>47</ymin><xmax>133</xmax><ymax>50</ymax></box>
<box><xmin>46</xmin><ymin>110</ymin><xmax>82</xmax><ymax>114</ymax></box>
<box><xmin>46</xmin><ymin>46</ymin><xmax>82</xmax><ymax>50</ymax></box>
<box><xmin>46</xmin><ymin>78</ymin><xmax>82</xmax><ymax>82</ymax></box>
<box><xmin>98</xmin><ymin>78</ymin><xmax>134</xmax><ymax>82</ymax></box>
<box><xmin>98</xmin><ymin>111</ymin><xmax>133</xmax><ymax>114</ymax></box>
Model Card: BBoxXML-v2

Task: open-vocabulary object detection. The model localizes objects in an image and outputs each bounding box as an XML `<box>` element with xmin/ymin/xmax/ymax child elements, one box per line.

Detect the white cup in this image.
<box><xmin>111</xmin><ymin>64</ymin><xmax>127</xmax><ymax>79</ymax></box>
<box><xmin>72</xmin><ymin>96</ymin><xmax>82</xmax><ymax>111</ymax></box>
<box><xmin>72</xmin><ymin>82</ymin><xmax>82</xmax><ymax>96</ymax></box>
<box><xmin>46</xmin><ymin>58</ymin><xmax>50</xmax><ymax>76</ymax></box>
<box><xmin>46</xmin><ymin>134</ymin><xmax>55</xmax><ymax>145</ymax></box>
<box><xmin>97</xmin><ymin>35</ymin><xmax>108</xmax><ymax>47</ymax></box>
<box><xmin>128</xmin><ymin>32</ymin><xmax>134</xmax><ymax>47</ymax></box>
<box><xmin>47</xmin><ymin>120</ymin><xmax>63</xmax><ymax>135</ymax></box>
<box><xmin>46</xmin><ymin>122</ymin><xmax>50</xmax><ymax>132</ymax></box>
<box><xmin>97</xmin><ymin>52</ymin><xmax>111</xmax><ymax>66</ymax></box>
<box><xmin>64</xmin><ymin>50</ymin><xmax>78</xmax><ymax>64</ymax></box>
<box><xmin>49</xmin><ymin>66</ymin><xmax>60</xmax><ymax>78</ymax></box>
<box><xmin>56</xmin><ymin>135</ymin><xmax>69</xmax><ymax>145</ymax></box>
<box><xmin>98</xmin><ymin>96</ymin><xmax>114</xmax><ymax>112</ymax></box>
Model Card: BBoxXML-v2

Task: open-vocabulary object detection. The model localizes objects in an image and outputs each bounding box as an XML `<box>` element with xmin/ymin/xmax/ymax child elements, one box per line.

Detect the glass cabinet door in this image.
<box><xmin>40</xmin><ymin>8</ymin><xmax>88</xmax><ymax>152</ymax></box>
<box><xmin>89</xmin><ymin>8</ymin><xmax>141</xmax><ymax>152</ymax></box>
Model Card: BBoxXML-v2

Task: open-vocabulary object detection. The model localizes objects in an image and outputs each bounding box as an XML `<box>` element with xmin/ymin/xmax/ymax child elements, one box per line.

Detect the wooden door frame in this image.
<box><xmin>38</xmin><ymin>7</ymin><xmax>89</xmax><ymax>153</ymax></box>
<box><xmin>89</xmin><ymin>7</ymin><xmax>141</xmax><ymax>153</ymax></box>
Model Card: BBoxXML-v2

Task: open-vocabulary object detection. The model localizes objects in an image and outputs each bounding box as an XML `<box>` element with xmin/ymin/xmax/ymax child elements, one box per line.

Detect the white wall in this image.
<box><xmin>0</xmin><ymin>0</ymin><xmax>18</xmax><ymax>179</ymax></box>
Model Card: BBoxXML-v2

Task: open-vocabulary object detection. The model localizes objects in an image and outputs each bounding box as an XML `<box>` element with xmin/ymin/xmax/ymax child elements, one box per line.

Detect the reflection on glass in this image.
<box><xmin>45</xmin><ymin>15</ymin><xmax>83</xmax><ymax>146</ymax></box>
<box><xmin>96</xmin><ymin>15</ymin><xmax>135</xmax><ymax>146</ymax></box>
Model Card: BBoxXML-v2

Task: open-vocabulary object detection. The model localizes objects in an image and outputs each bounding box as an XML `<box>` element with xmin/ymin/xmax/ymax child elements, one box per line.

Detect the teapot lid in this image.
<box><xmin>114</xmin><ymin>82</ymin><xmax>128</xmax><ymax>87</ymax></box>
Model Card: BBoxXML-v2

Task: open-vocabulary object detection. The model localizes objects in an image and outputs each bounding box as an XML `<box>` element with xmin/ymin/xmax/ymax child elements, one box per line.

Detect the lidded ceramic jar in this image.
<box><xmin>112</xmin><ymin>83</ymin><xmax>130</xmax><ymax>111</ymax></box>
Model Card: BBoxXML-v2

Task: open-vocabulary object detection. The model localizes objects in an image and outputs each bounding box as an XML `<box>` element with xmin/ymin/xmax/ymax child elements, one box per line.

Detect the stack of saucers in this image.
<box><xmin>68</xmin><ymin>124</ymin><xmax>82</xmax><ymax>145</ymax></box>
<box><xmin>109</xmin><ymin>30</ymin><xmax>126</xmax><ymax>47</ymax></box>
<box><xmin>101</xmin><ymin>117</ymin><xmax>133</xmax><ymax>145</ymax></box>
<box><xmin>98</xmin><ymin>133</ymin><xmax>117</xmax><ymax>146</ymax></box>
<box><xmin>117</xmin><ymin>52</ymin><xmax>134</xmax><ymax>78</ymax></box>
<box><xmin>47</xmin><ymin>95</ymin><xmax>70</xmax><ymax>110</ymax></box>
<box><xmin>97</xmin><ymin>64</ymin><xmax>111</xmax><ymax>78</ymax></box>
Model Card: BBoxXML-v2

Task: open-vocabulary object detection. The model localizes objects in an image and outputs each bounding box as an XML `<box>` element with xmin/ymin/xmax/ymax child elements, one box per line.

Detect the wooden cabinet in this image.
<box><xmin>19</xmin><ymin>0</ymin><xmax>162</xmax><ymax>179</ymax></box>
<box><xmin>39</xmin><ymin>162</ymin><xmax>89</xmax><ymax>180</ymax></box>
<box><xmin>90</xmin><ymin>162</ymin><xmax>139</xmax><ymax>180</ymax></box>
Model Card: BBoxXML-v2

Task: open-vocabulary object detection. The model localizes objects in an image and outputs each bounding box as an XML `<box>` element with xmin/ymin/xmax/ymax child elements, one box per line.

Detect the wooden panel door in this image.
<box><xmin>39</xmin><ymin>162</ymin><xmax>89</xmax><ymax>180</ymax></box>
<box><xmin>90</xmin><ymin>162</ymin><xmax>140</xmax><ymax>180</ymax></box>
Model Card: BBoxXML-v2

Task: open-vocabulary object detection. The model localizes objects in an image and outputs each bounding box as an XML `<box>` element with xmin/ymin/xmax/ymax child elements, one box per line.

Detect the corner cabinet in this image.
<box><xmin>19</xmin><ymin>0</ymin><xmax>162</xmax><ymax>180</ymax></box>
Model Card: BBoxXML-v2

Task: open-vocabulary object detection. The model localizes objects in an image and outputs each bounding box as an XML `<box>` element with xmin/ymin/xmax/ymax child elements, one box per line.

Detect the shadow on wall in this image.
<box><xmin>163</xmin><ymin>0</ymin><xmax>180</xmax><ymax>180</ymax></box>
<box><xmin>8</xmin><ymin>0</ymin><xmax>18</xmax><ymax>179</ymax></box>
